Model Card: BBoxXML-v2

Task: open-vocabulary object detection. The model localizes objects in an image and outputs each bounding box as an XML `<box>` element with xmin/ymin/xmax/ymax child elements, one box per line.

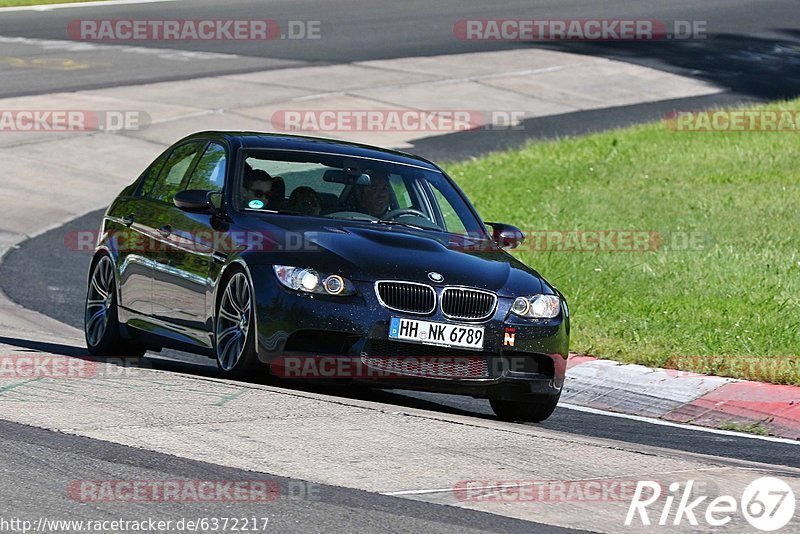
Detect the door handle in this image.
<box><xmin>122</xmin><ymin>214</ymin><xmax>135</xmax><ymax>227</ymax></box>
<box><xmin>158</xmin><ymin>225</ymin><xmax>172</xmax><ymax>237</ymax></box>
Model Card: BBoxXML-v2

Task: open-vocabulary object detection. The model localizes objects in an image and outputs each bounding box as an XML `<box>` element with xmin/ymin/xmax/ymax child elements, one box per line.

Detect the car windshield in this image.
<box><xmin>237</xmin><ymin>150</ymin><xmax>486</xmax><ymax>236</ymax></box>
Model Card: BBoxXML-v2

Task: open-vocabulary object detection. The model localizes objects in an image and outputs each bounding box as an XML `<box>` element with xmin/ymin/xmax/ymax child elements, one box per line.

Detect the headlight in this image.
<box><xmin>510</xmin><ymin>294</ymin><xmax>561</xmax><ymax>319</ymax></box>
<box><xmin>273</xmin><ymin>265</ymin><xmax>356</xmax><ymax>296</ymax></box>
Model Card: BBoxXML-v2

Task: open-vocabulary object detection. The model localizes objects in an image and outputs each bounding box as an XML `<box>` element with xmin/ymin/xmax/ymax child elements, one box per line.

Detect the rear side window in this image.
<box><xmin>186</xmin><ymin>143</ymin><xmax>227</xmax><ymax>191</ymax></box>
<box><xmin>145</xmin><ymin>142</ymin><xmax>204</xmax><ymax>203</ymax></box>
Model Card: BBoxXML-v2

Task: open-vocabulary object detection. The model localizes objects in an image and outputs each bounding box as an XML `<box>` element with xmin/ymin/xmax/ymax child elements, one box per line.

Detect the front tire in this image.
<box><xmin>214</xmin><ymin>268</ymin><xmax>261</xmax><ymax>378</ymax></box>
<box><xmin>490</xmin><ymin>392</ymin><xmax>561</xmax><ymax>423</ymax></box>
<box><xmin>84</xmin><ymin>254</ymin><xmax>146</xmax><ymax>358</ymax></box>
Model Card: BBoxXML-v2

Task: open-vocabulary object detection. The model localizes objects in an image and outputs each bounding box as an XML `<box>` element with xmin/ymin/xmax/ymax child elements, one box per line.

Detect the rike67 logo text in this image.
<box><xmin>626</xmin><ymin>477</ymin><xmax>795</xmax><ymax>531</ymax></box>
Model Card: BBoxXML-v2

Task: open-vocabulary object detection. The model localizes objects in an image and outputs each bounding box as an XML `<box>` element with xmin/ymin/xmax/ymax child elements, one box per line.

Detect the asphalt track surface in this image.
<box><xmin>2</xmin><ymin>209</ymin><xmax>798</xmax><ymax>471</ymax></box>
<box><xmin>0</xmin><ymin>419</ymin><xmax>571</xmax><ymax>533</ymax></box>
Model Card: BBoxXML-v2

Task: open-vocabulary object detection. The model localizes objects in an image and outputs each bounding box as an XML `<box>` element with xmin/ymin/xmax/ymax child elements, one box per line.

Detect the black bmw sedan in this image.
<box><xmin>84</xmin><ymin>131</ymin><xmax>569</xmax><ymax>422</ymax></box>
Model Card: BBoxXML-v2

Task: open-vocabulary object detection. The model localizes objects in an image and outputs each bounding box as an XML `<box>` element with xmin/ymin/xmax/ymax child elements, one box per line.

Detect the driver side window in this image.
<box><xmin>186</xmin><ymin>142</ymin><xmax>227</xmax><ymax>191</ymax></box>
<box><xmin>431</xmin><ymin>186</ymin><xmax>468</xmax><ymax>234</ymax></box>
<box><xmin>144</xmin><ymin>142</ymin><xmax>204</xmax><ymax>203</ymax></box>
<box><xmin>389</xmin><ymin>175</ymin><xmax>412</xmax><ymax>209</ymax></box>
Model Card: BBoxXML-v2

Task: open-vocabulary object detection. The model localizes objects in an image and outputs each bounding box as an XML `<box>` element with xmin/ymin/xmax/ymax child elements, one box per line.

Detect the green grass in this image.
<box><xmin>444</xmin><ymin>99</ymin><xmax>800</xmax><ymax>385</ymax></box>
<box><xmin>719</xmin><ymin>421</ymin><xmax>771</xmax><ymax>436</ymax></box>
<box><xmin>0</xmin><ymin>0</ymin><xmax>98</xmax><ymax>6</ymax></box>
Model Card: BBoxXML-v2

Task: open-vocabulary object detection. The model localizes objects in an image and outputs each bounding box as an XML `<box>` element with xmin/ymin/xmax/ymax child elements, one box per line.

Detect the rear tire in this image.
<box><xmin>214</xmin><ymin>268</ymin><xmax>262</xmax><ymax>379</ymax></box>
<box><xmin>84</xmin><ymin>254</ymin><xmax>146</xmax><ymax>358</ymax></box>
<box><xmin>490</xmin><ymin>392</ymin><xmax>561</xmax><ymax>422</ymax></box>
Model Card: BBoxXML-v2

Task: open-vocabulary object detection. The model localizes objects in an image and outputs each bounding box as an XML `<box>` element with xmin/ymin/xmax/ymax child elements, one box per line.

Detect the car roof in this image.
<box><xmin>186</xmin><ymin>131</ymin><xmax>441</xmax><ymax>171</ymax></box>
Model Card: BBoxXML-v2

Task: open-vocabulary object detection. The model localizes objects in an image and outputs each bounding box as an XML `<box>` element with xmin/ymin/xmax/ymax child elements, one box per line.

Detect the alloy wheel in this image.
<box><xmin>216</xmin><ymin>272</ymin><xmax>252</xmax><ymax>371</ymax></box>
<box><xmin>85</xmin><ymin>256</ymin><xmax>115</xmax><ymax>347</ymax></box>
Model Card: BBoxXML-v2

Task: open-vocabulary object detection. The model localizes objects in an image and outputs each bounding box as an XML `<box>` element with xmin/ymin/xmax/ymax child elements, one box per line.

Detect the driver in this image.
<box><xmin>352</xmin><ymin>170</ymin><xmax>390</xmax><ymax>218</ymax></box>
<box><xmin>242</xmin><ymin>166</ymin><xmax>273</xmax><ymax>208</ymax></box>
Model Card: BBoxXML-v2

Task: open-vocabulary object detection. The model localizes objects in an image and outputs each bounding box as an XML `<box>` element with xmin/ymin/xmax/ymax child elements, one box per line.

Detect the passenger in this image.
<box><xmin>270</xmin><ymin>176</ymin><xmax>286</xmax><ymax>210</ymax></box>
<box><xmin>288</xmin><ymin>186</ymin><xmax>321</xmax><ymax>216</ymax></box>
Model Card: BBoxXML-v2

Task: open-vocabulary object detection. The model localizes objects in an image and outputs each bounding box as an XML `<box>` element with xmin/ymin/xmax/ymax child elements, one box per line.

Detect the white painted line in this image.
<box><xmin>382</xmin><ymin>487</ymin><xmax>457</xmax><ymax>496</ymax></box>
<box><xmin>559</xmin><ymin>402</ymin><xmax>800</xmax><ymax>446</ymax></box>
<box><xmin>0</xmin><ymin>34</ymin><xmax>240</xmax><ymax>61</ymax></box>
<box><xmin>0</xmin><ymin>0</ymin><xmax>178</xmax><ymax>12</ymax></box>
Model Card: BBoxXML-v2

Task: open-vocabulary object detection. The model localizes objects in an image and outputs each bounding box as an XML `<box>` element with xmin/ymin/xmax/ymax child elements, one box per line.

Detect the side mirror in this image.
<box><xmin>485</xmin><ymin>222</ymin><xmax>524</xmax><ymax>249</ymax></box>
<box><xmin>174</xmin><ymin>189</ymin><xmax>218</xmax><ymax>213</ymax></box>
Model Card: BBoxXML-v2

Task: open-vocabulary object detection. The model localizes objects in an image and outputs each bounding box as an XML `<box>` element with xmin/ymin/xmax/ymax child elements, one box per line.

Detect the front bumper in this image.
<box><xmin>250</xmin><ymin>265</ymin><xmax>569</xmax><ymax>401</ymax></box>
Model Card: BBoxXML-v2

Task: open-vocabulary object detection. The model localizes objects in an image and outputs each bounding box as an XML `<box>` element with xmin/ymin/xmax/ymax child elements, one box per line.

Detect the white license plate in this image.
<box><xmin>388</xmin><ymin>317</ymin><xmax>484</xmax><ymax>350</ymax></box>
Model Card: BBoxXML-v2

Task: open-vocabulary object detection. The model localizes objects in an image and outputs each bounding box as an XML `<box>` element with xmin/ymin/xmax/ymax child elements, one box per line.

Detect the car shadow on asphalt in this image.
<box><xmin>0</xmin><ymin>335</ymin><xmax>221</xmax><ymax>378</ymax></box>
<box><xmin>0</xmin><ymin>335</ymin><xmax>495</xmax><ymax>422</ymax></box>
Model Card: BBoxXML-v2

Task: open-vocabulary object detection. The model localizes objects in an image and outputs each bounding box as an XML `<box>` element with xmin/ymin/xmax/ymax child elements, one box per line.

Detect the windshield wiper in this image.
<box><xmin>246</xmin><ymin>208</ymin><xmax>303</xmax><ymax>215</ymax></box>
<box><xmin>372</xmin><ymin>219</ymin><xmax>443</xmax><ymax>232</ymax></box>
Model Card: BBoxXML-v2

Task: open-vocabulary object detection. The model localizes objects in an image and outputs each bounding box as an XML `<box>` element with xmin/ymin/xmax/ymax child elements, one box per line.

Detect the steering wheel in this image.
<box><xmin>384</xmin><ymin>208</ymin><xmax>429</xmax><ymax>220</ymax></box>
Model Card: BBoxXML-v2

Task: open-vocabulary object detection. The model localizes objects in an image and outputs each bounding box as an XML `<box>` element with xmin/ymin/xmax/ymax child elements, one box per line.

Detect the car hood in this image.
<box><xmin>239</xmin><ymin>215</ymin><xmax>548</xmax><ymax>297</ymax></box>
